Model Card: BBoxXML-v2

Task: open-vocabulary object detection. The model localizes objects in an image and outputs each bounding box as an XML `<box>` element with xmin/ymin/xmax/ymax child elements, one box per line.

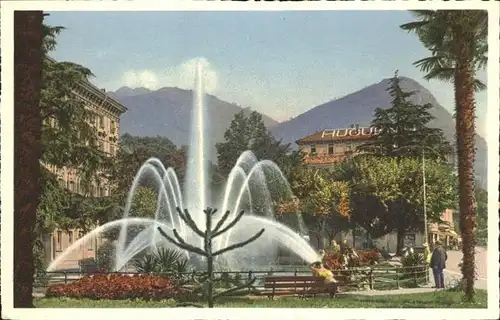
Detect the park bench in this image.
<box><xmin>260</xmin><ymin>275</ymin><xmax>341</xmax><ymax>299</ymax></box>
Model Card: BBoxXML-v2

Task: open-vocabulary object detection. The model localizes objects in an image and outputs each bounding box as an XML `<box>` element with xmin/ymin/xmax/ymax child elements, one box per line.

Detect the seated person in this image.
<box><xmin>309</xmin><ymin>261</ymin><xmax>338</xmax><ymax>284</ymax></box>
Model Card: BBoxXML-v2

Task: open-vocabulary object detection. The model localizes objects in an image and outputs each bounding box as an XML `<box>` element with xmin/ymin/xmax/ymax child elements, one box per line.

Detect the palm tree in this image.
<box><xmin>14</xmin><ymin>11</ymin><xmax>45</xmax><ymax>307</ymax></box>
<box><xmin>400</xmin><ymin>10</ymin><xmax>487</xmax><ymax>302</ymax></box>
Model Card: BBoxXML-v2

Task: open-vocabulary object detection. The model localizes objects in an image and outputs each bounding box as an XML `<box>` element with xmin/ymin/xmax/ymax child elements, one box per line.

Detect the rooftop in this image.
<box><xmin>296</xmin><ymin>127</ymin><xmax>380</xmax><ymax>145</ymax></box>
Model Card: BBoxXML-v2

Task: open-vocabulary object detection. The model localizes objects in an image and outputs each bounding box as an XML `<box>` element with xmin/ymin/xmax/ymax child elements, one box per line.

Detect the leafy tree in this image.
<box><xmin>110</xmin><ymin>134</ymin><xmax>186</xmax><ymax>196</ymax></box>
<box><xmin>346</xmin><ymin>155</ymin><xmax>456</xmax><ymax>255</ymax></box>
<box><xmin>41</xmin><ymin>36</ymin><xmax>111</xmax><ymax>195</ymax></box>
<box><xmin>358</xmin><ymin>71</ymin><xmax>451</xmax><ymax>160</ymax></box>
<box><xmin>400</xmin><ymin>9</ymin><xmax>487</xmax><ymax>301</ymax></box>
<box><xmin>306</xmin><ymin>178</ymin><xmax>352</xmax><ymax>247</ymax></box>
<box><xmin>99</xmin><ymin>186</ymin><xmax>159</xmax><ymax>242</ymax></box>
<box><xmin>14</xmin><ymin>10</ymin><xmax>44</xmax><ymax>308</ymax></box>
<box><xmin>128</xmin><ymin>186</ymin><xmax>158</xmax><ymax>218</ymax></box>
<box><xmin>34</xmin><ymin>23</ymin><xmax>114</xmax><ymax>233</ymax></box>
<box><xmin>36</xmin><ymin>168</ymin><xmax>71</xmax><ymax>233</ymax></box>
<box><xmin>279</xmin><ymin>165</ymin><xmax>352</xmax><ymax>247</ymax></box>
<box><xmin>216</xmin><ymin>111</ymin><xmax>292</xmax><ymax>175</ymax></box>
<box><xmin>102</xmin><ymin>134</ymin><xmax>187</xmax><ymax>241</ymax></box>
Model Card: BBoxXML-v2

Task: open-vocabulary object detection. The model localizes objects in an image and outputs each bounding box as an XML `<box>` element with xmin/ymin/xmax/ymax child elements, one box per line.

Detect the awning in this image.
<box><xmin>442</xmin><ymin>230</ymin><xmax>459</xmax><ymax>238</ymax></box>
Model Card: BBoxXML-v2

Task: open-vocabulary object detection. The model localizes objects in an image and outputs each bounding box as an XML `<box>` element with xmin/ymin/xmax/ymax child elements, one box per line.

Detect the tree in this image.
<box><xmin>307</xmin><ymin>178</ymin><xmax>352</xmax><ymax>247</ymax></box>
<box><xmin>103</xmin><ymin>134</ymin><xmax>187</xmax><ymax>238</ymax></box>
<box><xmin>36</xmin><ymin>167</ymin><xmax>71</xmax><ymax>234</ymax></box>
<box><xmin>358</xmin><ymin>71</ymin><xmax>451</xmax><ymax>161</ymax></box>
<box><xmin>400</xmin><ymin>9</ymin><xmax>487</xmax><ymax>301</ymax></box>
<box><xmin>14</xmin><ymin>10</ymin><xmax>44</xmax><ymax>308</ymax></box>
<box><xmin>279</xmin><ymin>165</ymin><xmax>351</xmax><ymax>247</ymax></box>
<box><xmin>110</xmin><ymin>134</ymin><xmax>186</xmax><ymax>197</ymax></box>
<box><xmin>157</xmin><ymin>207</ymin><xmax>264</xmax><ymax>308</ymax></box>
<box><xmin>99</xmin><ymin>186</ymin><xmax>158</xmax><ymax>242</ymax></box>
<box><xmin>346</xmin><ymin>155</ymin><xmax>457</xmax><ymax>255</ymax></box>
<box><xmin>34</xmin><ymin>23</ymin><xmax>113</xmax><ymax>230</ymax></box>
<box><xmin>216</xmin><ymin>111</ymin><xmax>292</xmax><ymax>175</ymax></box>
<box><xmin>41</xmin><ymin>35</ymin><xmax>111</xmax><ymax>195</ymax></box>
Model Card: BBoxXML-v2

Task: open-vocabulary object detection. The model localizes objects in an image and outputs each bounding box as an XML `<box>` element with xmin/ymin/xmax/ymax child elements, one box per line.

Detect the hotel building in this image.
<box><xmin>42</xmin><ymin>58</ymin><xmax>127</xmax><ymax>269</ymax></box>
<box><xmin>296</xmin><ymin>125</ymin><xmax>379</xmax><ymax>167</ymax></box>
<box><xmin>296</xmin><ymin>125</ymin><xmax>459</xmax><ymax>252</ymax></box>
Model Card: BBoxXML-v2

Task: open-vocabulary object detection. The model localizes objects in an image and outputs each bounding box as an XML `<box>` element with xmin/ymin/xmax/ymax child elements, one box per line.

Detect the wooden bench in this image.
<box><xmin>260</xmin><ymin>276</ymin><xmax>339</xmax><ymax>299</ymax></box>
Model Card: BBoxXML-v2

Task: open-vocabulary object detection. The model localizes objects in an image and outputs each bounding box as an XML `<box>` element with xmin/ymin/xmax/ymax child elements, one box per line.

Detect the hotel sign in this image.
<box><xmin>321</xmin><ymin>127</ymin><xmax>381</xmax><ymax>138</ymax></box>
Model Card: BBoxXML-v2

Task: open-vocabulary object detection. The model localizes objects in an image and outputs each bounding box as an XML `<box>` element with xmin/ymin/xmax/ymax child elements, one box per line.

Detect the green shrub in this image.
<box><xmin>133</xmin><ymin>247</ymin><xmax>191</xmax><ymax>279</ymax></box>
<box><xmin>134</xmin><ymin>254</ymin><xmax>157</xmax><ymax>273</ymax></box>
<box><xmin>33</xmin><ymin>238</ymin><xmax>49</xmax><ymax>286</ymax></box>
<box><xmin>401</xmin><ymin>252</ymin><xmax>427</xmax><ymax>284</ymax></box>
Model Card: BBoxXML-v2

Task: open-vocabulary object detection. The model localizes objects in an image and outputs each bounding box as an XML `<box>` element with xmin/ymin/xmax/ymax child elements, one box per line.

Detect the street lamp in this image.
<box><xmin>422</xmin><ymin>150</ymin><xmax>428</xmax><ymax>246</ymax></box>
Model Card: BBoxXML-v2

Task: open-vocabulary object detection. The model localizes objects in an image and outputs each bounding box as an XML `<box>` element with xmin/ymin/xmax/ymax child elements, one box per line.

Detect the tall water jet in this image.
<box><xmin>184</xmin><ymin>60</ymin><xmax>210</xmax><ymax>229</ymax></box>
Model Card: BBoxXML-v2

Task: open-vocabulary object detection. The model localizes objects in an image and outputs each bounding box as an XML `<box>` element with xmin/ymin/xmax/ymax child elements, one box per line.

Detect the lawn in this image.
<box><xmin>35</xmin><ymin>289</ymin><xmax>488</xmax><ymax>308</ymax></box>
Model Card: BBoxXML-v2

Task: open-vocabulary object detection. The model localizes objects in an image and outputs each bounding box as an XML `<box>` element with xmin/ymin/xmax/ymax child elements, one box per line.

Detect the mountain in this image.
<box><xmin>109</xmin><ymin>86</ymin><xmax>279</xmax><ymax>161</ymax></box>
<box><xmin>269</xmin><ymin>77</ymin><xmax>488</xmax><ymax>187</ymax></box>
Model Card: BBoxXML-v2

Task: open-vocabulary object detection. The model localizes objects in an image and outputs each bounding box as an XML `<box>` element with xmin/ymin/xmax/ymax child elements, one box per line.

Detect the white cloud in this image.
<box><xmin>123</xmin><ymin>70</ymin><xmax>159</xmax><ymax>89</ymax></box>
<box><xmin>120</xmin><ymin>57</ymin><xmax>218</xmax><ymax>93</ymax></box>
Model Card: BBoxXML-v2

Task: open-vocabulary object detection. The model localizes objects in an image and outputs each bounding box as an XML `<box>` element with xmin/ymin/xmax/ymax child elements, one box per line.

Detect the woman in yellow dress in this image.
<box><xmin>309</xmin><ymin>261</ymin><xmax>338</xmax><ymax>284</ymax></box>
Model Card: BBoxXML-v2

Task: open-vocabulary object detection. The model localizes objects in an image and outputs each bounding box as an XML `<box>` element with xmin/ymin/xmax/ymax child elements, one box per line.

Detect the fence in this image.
<box><xmin>35</xmin><ymin>264</ymin><xmax>429</xmax><ymax>292</ymax></box>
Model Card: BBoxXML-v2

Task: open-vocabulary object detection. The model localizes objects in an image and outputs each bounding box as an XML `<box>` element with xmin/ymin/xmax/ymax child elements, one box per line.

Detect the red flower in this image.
<box><xmin>46</xmin><ymin>274</ymin><xmax>183</xmax><ymax>300</ymax></box>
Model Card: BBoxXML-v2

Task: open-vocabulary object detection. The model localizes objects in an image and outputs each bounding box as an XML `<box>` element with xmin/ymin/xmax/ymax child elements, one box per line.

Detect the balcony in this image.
<box><xmin>303</xmin><ymin>153</ymin><xmax>348</xmax><ymax>165</ymax></box>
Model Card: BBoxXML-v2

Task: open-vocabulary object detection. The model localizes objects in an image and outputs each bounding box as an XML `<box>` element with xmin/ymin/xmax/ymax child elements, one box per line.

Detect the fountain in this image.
<box><xmin>47</xmin><ymin>61</ymin><xmax>319</xmax><ymax>273</ymax></box>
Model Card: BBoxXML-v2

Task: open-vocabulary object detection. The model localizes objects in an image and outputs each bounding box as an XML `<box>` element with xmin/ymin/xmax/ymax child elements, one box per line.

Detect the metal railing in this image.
<box><xmin>35</xmin><ymin>264</ymin><xmax>429</xmax><ymax>291</ymax></box>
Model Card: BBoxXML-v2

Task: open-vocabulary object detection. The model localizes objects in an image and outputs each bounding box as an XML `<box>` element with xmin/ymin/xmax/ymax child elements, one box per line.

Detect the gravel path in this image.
<box><xmin>340</xmin><ymin>287</ymin><xmax>439</xmax><ymax>296</ymax></box>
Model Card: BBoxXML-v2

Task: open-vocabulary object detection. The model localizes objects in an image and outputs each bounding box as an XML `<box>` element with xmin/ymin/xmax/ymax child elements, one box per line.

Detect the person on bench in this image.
<box><xmin>309</xmin><ymin>261</ymin><xmax>338</xmax><ymax>284</ymax></box>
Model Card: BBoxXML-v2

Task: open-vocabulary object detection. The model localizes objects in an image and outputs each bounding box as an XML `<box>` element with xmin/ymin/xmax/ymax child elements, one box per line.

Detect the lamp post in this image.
<box><xmin>422</xmin><ymin>150</ymin><xmax>428</xmax><ymax>246</ymax></box>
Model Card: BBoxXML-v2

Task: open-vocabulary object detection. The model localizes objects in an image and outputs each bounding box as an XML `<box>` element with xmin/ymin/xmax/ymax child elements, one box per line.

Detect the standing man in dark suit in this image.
<box><xmin>430</xmin><ymin>240</ymin><xmax>448</xmax><ymax>288</ymax></box>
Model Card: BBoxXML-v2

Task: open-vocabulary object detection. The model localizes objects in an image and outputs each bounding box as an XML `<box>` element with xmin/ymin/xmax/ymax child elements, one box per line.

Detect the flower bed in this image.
<box><xmin>358</xmin><ymin>249</ymin><xmax>381</xmax><ymax>265</ymax></box>
<box><xmin>323</xmin><ymin>252</ymin><xmax>344</xmax><ymax>270</ymax></box>
<box><xmin>46</xmin><ymin>273</ymin><xmax>183</xmax><ymax>300</ymax></box>
<box><xmin>323</xmin><ymin>249</ymin><xmax>381</xmax><ymax>272</ymax></box>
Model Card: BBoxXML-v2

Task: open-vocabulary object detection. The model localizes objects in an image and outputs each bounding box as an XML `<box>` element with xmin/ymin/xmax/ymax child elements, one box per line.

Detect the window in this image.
<box><xmin>328</xmin><ymin>144</ymin><xmax>334</xmax><ymax>155</ymax></box>
<box><xmin>68</xmin><ymin>231</ymin><xmax>73</xmax><ymax>245</ymax></box>
<box><xmin>346</xmin><ymin>144</ymin><xmax>353</xmax><ymax>152</ymax></box>
<box><xmin>110</xmin><ymin>144</ymin><xmax>115</xmax><ymax>156</ymax></box>
<box><xmin>99</xmin><ymin>115</ymin><xmax>105</xmax><ymax>128</ymax></box>
<box><xmin>91</xmin><ymin>186</ymin><xmax>98</xmax><ymax>197</ymax></box>
<box><xmin>56</xmin><ymin>231</ymin><xmax>62</xmax><ymax>251</ymax></box>
<box><xmin>110</xmin><ymin>120</ymin><xmax>116</xmax><ymax>134</ymax></box>
<box><xmin>69</xmin><ymin>181</ymin><xmax>75</xmax><ymax>192</ymax></box>
<box><xmin>310</xmin><ymin>145</ymin><xmax>316</xmax><ymax>155</ymax></box>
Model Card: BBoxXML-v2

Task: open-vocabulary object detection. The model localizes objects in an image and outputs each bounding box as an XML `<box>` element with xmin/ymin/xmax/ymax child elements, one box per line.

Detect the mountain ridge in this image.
<box><xmin>110</xmin><ymin>77</ymin><xmax>487</xmax><ymax>186</ymax></box>
<box><xmin>108</xmin><ymin>86</ymin><xmax>280</xmax><ymax>162</ymax></box>
<box><xmin>269</xmin><ymin>76</ymin><xmax>487</xmax><ymax>186</ymax></box>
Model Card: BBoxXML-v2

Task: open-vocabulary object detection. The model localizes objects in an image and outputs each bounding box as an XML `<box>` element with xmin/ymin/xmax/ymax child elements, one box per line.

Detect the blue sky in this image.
<box><xmin>46</xmin><ymin>11</ymin><xmax>487</xmax><ymax>135</ymax></box>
